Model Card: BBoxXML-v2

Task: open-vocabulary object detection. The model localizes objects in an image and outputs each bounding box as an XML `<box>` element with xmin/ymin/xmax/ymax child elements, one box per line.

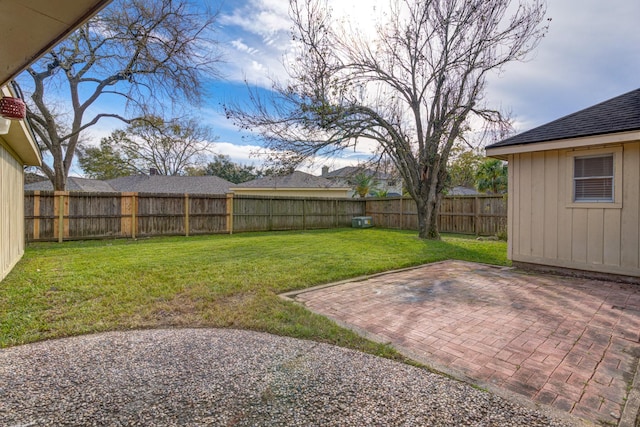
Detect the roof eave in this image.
<box><xmin>0</xmin><ymin>0</ymin><xmax>113</xmax><ymax>87</ymax></box>
<box><xmin>485</xmin><ymin>129</ymin><xmax>640</xmax><ymax>159</ymax></box>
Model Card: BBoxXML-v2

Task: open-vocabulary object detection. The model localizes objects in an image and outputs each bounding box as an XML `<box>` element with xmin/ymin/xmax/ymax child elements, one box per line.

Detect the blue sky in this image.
<box><xmin>86</xmin><ymin>0</ymin><xmax>640</xmax><ymax>175</ymax></box>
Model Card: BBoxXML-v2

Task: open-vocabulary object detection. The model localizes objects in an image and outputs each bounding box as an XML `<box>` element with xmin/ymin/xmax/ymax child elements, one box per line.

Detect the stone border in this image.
<box><xmin>620</xmin><ymin>356</ymin><xmax>640</xmax><ymax>427</ymax></box>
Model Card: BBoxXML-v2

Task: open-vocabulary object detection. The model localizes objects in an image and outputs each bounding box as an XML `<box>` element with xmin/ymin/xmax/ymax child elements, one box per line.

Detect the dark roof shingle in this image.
<box><xmin>107</xmin><ymin>175</ymin><xmax>233</xmax><ymax>194</ymax></box>
<box><xmin>24</xmin><ymin>177</ymin><xmax>116</xmax><ymax>192</ymax></box>
<box><xmin>487</xmin><ymin>88</ymin><xmax>640</xmax><ymax>149</ymax></box>
<box><xmin>233</xmin><ymin>171</ymin><xmax>347</xmax><ymax>189</ymax></box>
<box><xmin>25</xmin><ymin>175</ymin><xmax>234</xmax><ymax>194</ymax></box>
<box><xmin>323</xmin><ymin>166</ymin><xmax>391</xmax><ymax>180</ymax></box>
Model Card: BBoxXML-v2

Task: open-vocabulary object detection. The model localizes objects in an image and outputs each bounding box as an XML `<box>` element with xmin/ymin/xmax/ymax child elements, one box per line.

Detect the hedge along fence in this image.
<box><xmin>24</xmin><ymin>191</ymin><xmax>506</xmax><ymax>242</ymax></box>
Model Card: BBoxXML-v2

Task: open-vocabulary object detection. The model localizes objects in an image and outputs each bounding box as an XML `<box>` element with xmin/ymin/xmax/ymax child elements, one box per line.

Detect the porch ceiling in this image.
<box><xmin>0</xmin><ymin>0</ymin><xmax>112</xmax><ymax>86</ymax></box>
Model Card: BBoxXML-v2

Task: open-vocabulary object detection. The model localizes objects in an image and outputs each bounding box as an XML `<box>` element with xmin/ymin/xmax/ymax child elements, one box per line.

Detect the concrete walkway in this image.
<box><xmin>288</xmin><ymin>260</ymin><xmax>640</xmax><ymax>426</ymax></box>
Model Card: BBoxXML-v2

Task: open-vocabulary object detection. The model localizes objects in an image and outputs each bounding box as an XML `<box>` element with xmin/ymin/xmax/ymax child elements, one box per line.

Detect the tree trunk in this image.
<box><xmin>416</xmin><ymin>195</ymin><xmax>440</xmax><ymax>240</ymax></box>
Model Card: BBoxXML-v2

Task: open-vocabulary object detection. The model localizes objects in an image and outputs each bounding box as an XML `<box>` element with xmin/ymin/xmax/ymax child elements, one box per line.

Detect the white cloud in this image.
<box><xmin>213</xmin><ymin>141</ymin><xmax>265</xmax><ymax>165</ymax></box>
<box><xmin>230</xmin><ymin>39</ymin><xmax>260</xmax><ymax>55</ymax></box>
<box><xmin>486</xmin><ymin>0</ymin><xmax>640</xmax><ymax>130</ymax></box>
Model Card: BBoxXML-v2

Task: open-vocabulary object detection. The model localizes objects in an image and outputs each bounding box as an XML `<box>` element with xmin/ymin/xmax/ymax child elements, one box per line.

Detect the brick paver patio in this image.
<box><xmin>290</xmin><ymin>261</ymin><xmax>640</xmax><ymax>425</ymax></box>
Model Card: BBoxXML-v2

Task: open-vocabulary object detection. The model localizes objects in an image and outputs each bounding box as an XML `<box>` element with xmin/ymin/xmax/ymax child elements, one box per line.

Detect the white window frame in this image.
<box><xmin>566</xmin><ymin>146</ymin><xmax>622</xmax><ymax>209</ymax></box>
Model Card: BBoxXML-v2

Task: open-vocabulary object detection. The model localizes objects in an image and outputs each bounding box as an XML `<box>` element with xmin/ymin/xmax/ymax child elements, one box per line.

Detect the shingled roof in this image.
<box><xmin>487</xmin><ymin>88</ymin><xmax>640</xmax><ymax>149</ymax></box>
<box><xmin>233</xmin><ymin>171</ymin><xmax>347</xmax><ymax>189</ymax></box>
<box><xmin>107</xmin><ymin>175</ymin><xmax>233</xmax><ymax>194</ymax></box>
<box><xmin>25</xmin><ymin>175</ymin><xmax>234</xmax><ymax>194</ymax></box>
<box><xmin>24</xmin><ymin>177</ymin><xmax>116</xmax><ymax>192</ymax></box>
<box><xmin>323</xmin><ymin>166</ymin><xmax>391</xmax><ymax>180</ymax></box>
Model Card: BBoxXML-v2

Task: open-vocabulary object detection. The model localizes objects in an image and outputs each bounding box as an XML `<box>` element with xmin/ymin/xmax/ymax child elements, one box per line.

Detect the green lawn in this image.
<box><xmin>1</xmin><ymin>228</ymin><xmax>507</xmax><ymax>360</ymax></box>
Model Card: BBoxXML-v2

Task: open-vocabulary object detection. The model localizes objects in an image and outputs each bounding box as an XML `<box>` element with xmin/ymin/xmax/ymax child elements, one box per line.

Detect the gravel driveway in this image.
<box><xmin>0</xmin><ymin>329</ymin><xmax>582</xmax><ymax>426</ymax></box>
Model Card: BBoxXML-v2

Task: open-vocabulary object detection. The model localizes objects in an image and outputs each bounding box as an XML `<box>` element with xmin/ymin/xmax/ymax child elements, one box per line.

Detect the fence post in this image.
<box><xmin>121</xmin><ymin>192</ymin><xmax>132</xmax><ymax>238</ymax></box>
<box><xmin>399</xmin><ymin>197</ymin><xmax>403</xmax><ymax>230</ymax></box>
<box><xmin>474</xmin><ymin>196</ymin><xmax>481</xmax><ymax>236</ymax></box>
<box><xmin>226</xmin><ymin>193</ymin><xmax>234</xmax><ymax>234</ymax></box>
<box><xmin>131</xmin><ymin>193</ymin><xmax>137</xmax><ymax>239</ymax></box>
<box><xmin>32</xmin><ymin>191</ymin><xmax>40</xmax><ymax>241</ymax></box>
<box><xmin>184</xmin><ymin>194</ymin><xmax>190</xmax><ymax>237</ymax></box>
<box><xmin>54</xmin><ymin>191</ymin><xmax>67</xmax><ymax>243</ymax></box>
<box><xmin>302</xmin><ymin>199</ymin><xmax>306</xmax><ymax>230</ymax></box>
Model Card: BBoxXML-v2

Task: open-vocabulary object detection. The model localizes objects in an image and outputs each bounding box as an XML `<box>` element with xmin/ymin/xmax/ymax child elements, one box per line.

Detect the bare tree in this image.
<box><xmin>120</xmin><ymin>116</ymin><xmax>214</xmax><ymax>176</ymax></box>
<box><xmin>225</xmin><ymin>0</ymin><xmax>548</xmax><ymax>239</ymax></box>
<box><xmin>79</xmin><ymin>116</ymin><xmax>214</xmax><ymax>176</ymax></box>
<box><xmin>16</xmin><ymin>0</ymin><xmax>221</xmax><ymax>190</ymax></box>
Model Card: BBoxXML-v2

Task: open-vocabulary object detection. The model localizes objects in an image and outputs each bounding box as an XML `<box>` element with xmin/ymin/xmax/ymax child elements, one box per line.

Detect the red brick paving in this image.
<box><xmin>291</xmin><ymin>260</ymin><xmax>640</xmax><ymax>425</ymax></box>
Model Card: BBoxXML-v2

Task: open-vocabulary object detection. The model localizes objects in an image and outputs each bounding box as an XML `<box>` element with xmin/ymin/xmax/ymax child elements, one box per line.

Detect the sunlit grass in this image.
<box><xmin>1</xmin><ymin>228</ymin><xmax>508</xmax><ymax>360</ymax></box>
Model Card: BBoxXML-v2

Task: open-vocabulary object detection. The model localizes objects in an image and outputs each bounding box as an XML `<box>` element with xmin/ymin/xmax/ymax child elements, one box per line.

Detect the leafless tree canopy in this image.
<box><xmin>119</xmin><ymin>116</ymin><xmax>214</xmax><ymax>176</ymax></box>
<box><xmin>226</xmin><ymin>0</ymin><xmax>548</xmax><ymax>238</ymax></box>
<box><xmin>16</xmin><ymin>0</ymin><xmax>221</xmax><ymax>190</ymax></box>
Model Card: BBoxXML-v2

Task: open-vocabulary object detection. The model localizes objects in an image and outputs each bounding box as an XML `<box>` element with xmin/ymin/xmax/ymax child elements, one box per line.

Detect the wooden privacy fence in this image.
<box><xmin>24</xmin><ymin>191</ymin><xmax>505</xmax><ymax>242</ymax></box>
<box><xmin>366</xmin><ymin>195</ymin><xmax>507</xmax><ymax>236</ymax></box>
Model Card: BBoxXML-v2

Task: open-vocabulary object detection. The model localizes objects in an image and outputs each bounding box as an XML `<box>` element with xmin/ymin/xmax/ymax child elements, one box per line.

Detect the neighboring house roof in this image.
<box><xmin>25</xmin><ymin>173</ymin><xmax>48</xmax><ymax>184</ymax></box>
<box><xmin>25</xmin><ymin>175</ymin><xmax>234</xmax><ymax>194</ymax></box>
<box><xmin>107</xmin><ymin>175</ymin><xmax>233</xmax><ymax>194</ymax></box>
<box><xmin>487</xmin><ymin>88</ymin><xmax>640</xmax><ymax>149</ymax></box>
<box><xmin>448</xmin><ymin>186</ymin><xmax>480</xmax><ymax>196</ymax></box>
<box><xmin>25</xmin><ymin>177</ymin><xmax>115</xmax><ymax>192</ymax></box>
<box><xmin>232</xmin><ymin>171</ymin><xmax>348</xmax><ymax>189</ymax></box>
<box><xmin>323</xmin><ymin>166</ymin><xmax>391</xmax><ymax>180</ymax></box>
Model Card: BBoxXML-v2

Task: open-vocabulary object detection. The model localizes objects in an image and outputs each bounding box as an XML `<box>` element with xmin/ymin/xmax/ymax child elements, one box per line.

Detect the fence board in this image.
<box><xmin>24</xmin><ymin>191</ymin><xmax>506</xmax><ymax>241</ymax></box>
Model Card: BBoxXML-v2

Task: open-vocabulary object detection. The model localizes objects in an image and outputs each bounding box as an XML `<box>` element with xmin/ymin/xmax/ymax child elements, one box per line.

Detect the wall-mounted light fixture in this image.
<box><xmin>0</xmin><ymin>97</ymin><xmax>26</xmax><ymax>135</ymax></box>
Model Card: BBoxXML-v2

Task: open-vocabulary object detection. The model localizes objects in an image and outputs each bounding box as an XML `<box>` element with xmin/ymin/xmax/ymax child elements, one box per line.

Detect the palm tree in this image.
<box><xmin>475</xmin><ymin>159</ymin><xmax>508</xmax><ymax>194</ymax></box>
<box><xmin>349</xmin><ymin>172</ymin><xmax>378</xmax><ymax>198</ymax></box>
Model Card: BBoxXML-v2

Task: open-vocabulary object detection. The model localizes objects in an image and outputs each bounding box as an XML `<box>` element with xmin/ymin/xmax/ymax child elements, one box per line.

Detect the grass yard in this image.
<box><xmin>1</xmin><ymin>228</ymin><xmax>507</xmax><ymax>360</ymax></box>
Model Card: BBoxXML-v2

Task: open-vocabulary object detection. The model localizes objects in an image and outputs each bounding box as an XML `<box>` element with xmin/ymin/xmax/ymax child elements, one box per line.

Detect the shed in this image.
<box><xmin>230</xmin><ymin>171</ymin><xmax>350</xmax><ymax>198</ymax></box>
<box><xmin>485</xmin><ymin>88</ymin><xmax>640</xmax><ymax>280</ymax></box>
<box><xmin>0</xmin><ymin>86</ymin><xmax>41</xmax><ymax>280</ymax></box>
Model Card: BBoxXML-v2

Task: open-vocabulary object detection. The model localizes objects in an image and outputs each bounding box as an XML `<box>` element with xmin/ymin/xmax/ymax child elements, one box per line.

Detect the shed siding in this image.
<box><xmin>0</xmin><ymin>145</ymin><xmax>25</xmax><ymax>281</ymax></box>
<box><xmin>508</xmin><ymin>141</ymin><xmax>640</xmax><ymax>277</ymax></box>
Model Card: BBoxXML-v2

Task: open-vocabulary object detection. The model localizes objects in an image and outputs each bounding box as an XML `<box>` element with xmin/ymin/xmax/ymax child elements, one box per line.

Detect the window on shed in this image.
<box><xmin>573</xmin><ymin>155</ymin><xmax>614</xmax><ymax>202</ymax></box>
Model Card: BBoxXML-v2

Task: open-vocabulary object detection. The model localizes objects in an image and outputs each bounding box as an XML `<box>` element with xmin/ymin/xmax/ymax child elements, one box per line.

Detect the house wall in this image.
<box><xmin>508</xmin><ymin>141</ymin><xmax>640</xmax><ymax>277</ymax></box>
<box><xmin>0</xmin><ymin>142</ymin><xmax>26</xmax><ymax>281</ymax></box>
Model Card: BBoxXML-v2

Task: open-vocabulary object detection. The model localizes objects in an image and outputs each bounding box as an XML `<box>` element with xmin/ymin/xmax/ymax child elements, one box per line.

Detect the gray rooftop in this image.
<box><xmin>24</xmin><ymin>177</ymin><xmax>116</xmax><ymax>192</ymax></box>
<box><xmin>448</xmin><ymin>186</ymin><xmax>480</xmax><ymax>196</ymax></box>
<box><xmin>323</xmin><ymin>166</ymin><xmax>391</xmax><ymax>180</ymax></box>
<box><xmin>233</xmin><ymin>171</ymin><xmax>347</xmax><ymax>189</ymax></box>
<box><xmin>25</xmin><ymin>175</ymin><xmax>233</xmax><ymax>194</ymax></box>
<box><xmin>107</xmin><ymin>175</ymin><xmax>233</xmax><ymax>194</ymax></box>
<box><xmin>487</xmin><ymin>88</ymin><xmax>640</xmax><ymax>149</ymax></box>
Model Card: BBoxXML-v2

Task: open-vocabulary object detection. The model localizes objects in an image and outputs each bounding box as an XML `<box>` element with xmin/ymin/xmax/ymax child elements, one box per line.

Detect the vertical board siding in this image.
<box><xmin>0</xmin><ymin>146</ymin><xmax>24</xmax><ymax>281</ymax></box>
<box><xmin>543</xmin><ymin>151</ymin><xmax>559</xmax><ymax>259</ymax></box>
<box><xmin>603</xmin><ymin>208</ymin><xmax>621</xmax><ymax>266</ymax></box>
<box><xmin>530</xmin><ymin>152</ymin><xmax>545</xmax><ymax>258</ymax></box>
<box><xmin>621</xmin><ymin>142</ymin><xmax>640</xmax><ymax>269</ymax></box>
<box><xmin>571</xmin><ymin>208</ymin><xmax>588</xmax><ymax>263</ymax></box>
<box><xmin>519</xmin><ymin>152</ymin><xmax>532</xmax><ymax>256</ymax></box>
<box><xmin>511</xmin><ymin>142</ymin><xmax>640</xmax><ymax>277</ymax></box>
<box><xmin>586</xmin><ymin>209</ymin><xmax>604</xmax><ymax>265</ymax></box>
<box><xmin>556</xmin><ymin>150</ymin><xmax>572</xmax><ymax>261</ymax></box>
<box><xmin>509</xmin><ymin>154</ymin><xmax>519</xmax><ymax>259</ymax></box>
<box><xmin>24</xmin><ymin>192</ymin><xmax>505</xmax><ymax>241</ymax></box>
